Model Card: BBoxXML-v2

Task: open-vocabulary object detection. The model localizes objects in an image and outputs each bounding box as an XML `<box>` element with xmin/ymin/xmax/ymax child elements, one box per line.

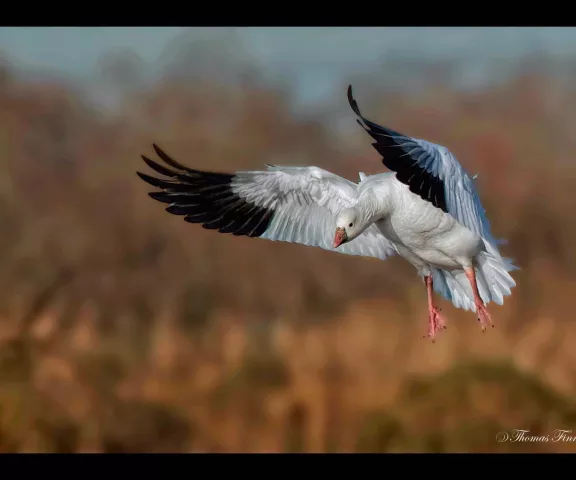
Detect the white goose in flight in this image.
<box><xmin>136</xmin><ymin>85</ymin><xmax>517</xmax><ymax>341</ymax></box>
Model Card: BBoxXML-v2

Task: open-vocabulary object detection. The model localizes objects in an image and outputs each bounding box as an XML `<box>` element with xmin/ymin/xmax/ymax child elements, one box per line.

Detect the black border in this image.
<box><xmin>0</xmin><ymin>451</ymin><xmax>572</xmax><ymax>464</ymax></box>
<box><xmin>2</xmin><ymin>5</ymin><xmax>573</xmax><ymax>26</ymax></box>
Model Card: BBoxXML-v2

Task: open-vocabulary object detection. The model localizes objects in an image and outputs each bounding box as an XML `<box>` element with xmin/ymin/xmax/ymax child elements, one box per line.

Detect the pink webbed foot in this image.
<box><xmin>475</xmin><ymin>302</ymin><xmax>494</xmax><ymax>332</ymax></box>
<box><xmin>424</xmin><ymin>305</ymin><xmax>446</xmax><ymax>342</ymax></box>
<box><xmin>464</xmin><ymin>266</ymin><xmax>495</xmax><ymax>333</ymax></box>
<box><xmin>422</xmin><ymin>275</ymin><xmax>447</xmax><ymax>342</ymax></box>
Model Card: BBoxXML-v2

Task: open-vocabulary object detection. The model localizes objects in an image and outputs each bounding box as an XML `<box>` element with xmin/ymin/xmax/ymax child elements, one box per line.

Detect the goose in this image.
<box><xmin>136</xmin><ymin>86</ymin><xmax>517</xmax><ymax>341</ymax></box>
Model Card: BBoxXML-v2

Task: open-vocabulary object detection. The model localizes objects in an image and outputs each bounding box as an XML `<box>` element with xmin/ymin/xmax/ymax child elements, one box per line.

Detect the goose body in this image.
<box><xmin>362</xmin><ymin>173</ymin><xmax>484</xmax><ymax>273</ymax></box>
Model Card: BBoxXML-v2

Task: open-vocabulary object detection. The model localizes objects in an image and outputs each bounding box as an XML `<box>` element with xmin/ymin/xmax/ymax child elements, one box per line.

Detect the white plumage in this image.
<box><xmin>232</xmin><ymin>165</ymin><xmax>397</xmax><ymax>261</ymax></box>
<box><xmin>137</xmin><ymin>85</ymin><xmax>517</xmax><ymax>340</ymax></box>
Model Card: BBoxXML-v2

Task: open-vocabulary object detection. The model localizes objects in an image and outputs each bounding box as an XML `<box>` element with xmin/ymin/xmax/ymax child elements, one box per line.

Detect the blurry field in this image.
<box><xmin>0</xmin><ymin>48</ymin><xmax>575</xmax><ymax>452</ymax></box>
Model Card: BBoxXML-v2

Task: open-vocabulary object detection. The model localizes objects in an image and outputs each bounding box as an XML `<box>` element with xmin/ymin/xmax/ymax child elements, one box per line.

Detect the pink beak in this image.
<box><xmin>333</xmin><ymin>227</ymin><xmax>347</xmax><ymax>249</ymax></box>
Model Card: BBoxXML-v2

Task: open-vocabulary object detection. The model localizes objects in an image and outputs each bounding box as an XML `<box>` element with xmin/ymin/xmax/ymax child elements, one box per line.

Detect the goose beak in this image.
<box><xmin>333</xmin><ymin>227</ymin><xmax>348</xmax><ymax>249</ymax></box>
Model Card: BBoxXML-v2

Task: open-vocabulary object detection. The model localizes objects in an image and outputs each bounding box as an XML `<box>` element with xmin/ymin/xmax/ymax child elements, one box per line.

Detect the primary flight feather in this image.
<box><xmin>136</xmin><ymin>86</ymin><xmax>517</xmax><ymax>341</ymax></box>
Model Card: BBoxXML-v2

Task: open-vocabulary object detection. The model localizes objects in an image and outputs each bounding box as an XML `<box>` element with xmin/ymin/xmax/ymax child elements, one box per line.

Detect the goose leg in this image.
<box><xmin>424</xmin><ymin>275</ymin><xmax>446</xmax><ymax>341</ymax></box>
<box><xmin>464</xmin><ymin>267</ymin><xmax>493</xmax><ymax>331</ymax></box>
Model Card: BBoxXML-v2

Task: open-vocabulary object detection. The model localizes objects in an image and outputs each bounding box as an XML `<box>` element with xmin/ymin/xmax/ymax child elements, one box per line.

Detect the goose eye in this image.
<box><xmin>349</xmin><ymin>223</ymin><xmax>353</xmax><ymax>228</ymax></box>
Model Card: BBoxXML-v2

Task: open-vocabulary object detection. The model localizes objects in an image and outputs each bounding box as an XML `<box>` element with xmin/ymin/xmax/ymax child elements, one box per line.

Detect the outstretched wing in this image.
<box><xmin>347</xmin><ymin>85</ymin><xmax>498</xmax><ymax>249</ymax></box>
<box><xmin>137</xmin><ymin>144</ymin><xmax>397</xmax><ymax>261</ymax></box>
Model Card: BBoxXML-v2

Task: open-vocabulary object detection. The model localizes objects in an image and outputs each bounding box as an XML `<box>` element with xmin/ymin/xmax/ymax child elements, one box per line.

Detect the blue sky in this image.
<box><xmin>1</xmin><ymin>27</ymin><xmax>575</xmax><ymax>107</ymax></box>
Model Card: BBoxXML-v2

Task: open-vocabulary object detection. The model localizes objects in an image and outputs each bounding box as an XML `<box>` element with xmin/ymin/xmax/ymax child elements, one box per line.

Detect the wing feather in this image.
<box><xmin>347</xmin><ymin>85</ymin><xmax>500</xmax><ymax>250</ymax></box>
<box><xmin>137</xmin><ymin>144</ymin><xmax>397</xmax><ymax>261</ymax></box>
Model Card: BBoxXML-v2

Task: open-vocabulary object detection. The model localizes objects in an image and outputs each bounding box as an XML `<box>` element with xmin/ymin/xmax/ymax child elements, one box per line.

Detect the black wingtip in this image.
<box><xmin>151</xmin><ymin>143</ymin><xmax>192</xmax><ymax>172</ymax></box>
<box><xmin>346</xmin><ymin>84</ymin><xmax>362</xmax><ymax>119</ymax></box>
<box><xmin>152</xmin><ymin>143</ymin><xmax>169</xmax><ymax>164</ymax></box>
<box><xmin>136</xmin><ymin>170</ymin><xmax>175</xmax><ymax>189</ymax></box>
<box><xmin>141</xmin><ymin>154</ymin><xmax>179</xmax><ymax>178</ymax></box>
<box><xmin>152</xmin><ymin>143</ymin><xmax>162</xmax><ymax>156</ymax></box>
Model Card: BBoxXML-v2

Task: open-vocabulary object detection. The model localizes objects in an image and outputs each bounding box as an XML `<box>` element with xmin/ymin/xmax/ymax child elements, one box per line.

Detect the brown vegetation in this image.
<box><xmin>0</xmin><ymin>51</ymin><xmax>575</xmax><ymax>452</ymax></box>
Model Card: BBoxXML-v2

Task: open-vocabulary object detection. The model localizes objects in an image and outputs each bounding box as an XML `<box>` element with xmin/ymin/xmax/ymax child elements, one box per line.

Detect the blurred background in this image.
<box><xmin>0</xmin><ymin>26</ymin><xmax>575</xmax><ymax>453</ymax></box>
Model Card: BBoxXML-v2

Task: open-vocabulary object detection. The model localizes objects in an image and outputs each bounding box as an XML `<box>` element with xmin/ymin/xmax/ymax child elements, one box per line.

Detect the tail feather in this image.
<box><xmin>432</xmin><ymin>241</ymin><xmax>517</xmax><ymax>313</ymax></box>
